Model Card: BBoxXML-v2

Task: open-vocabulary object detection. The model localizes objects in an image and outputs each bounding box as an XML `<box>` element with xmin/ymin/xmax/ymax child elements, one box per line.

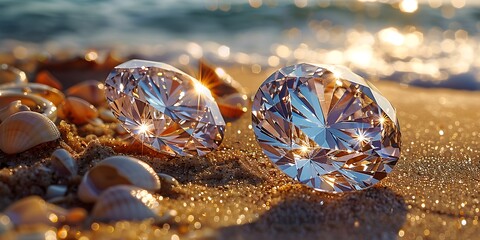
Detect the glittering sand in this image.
<box><xmin>1</xmin><ymin>68</ymin><xmax>479</xmax><ymax>240</ymax></box>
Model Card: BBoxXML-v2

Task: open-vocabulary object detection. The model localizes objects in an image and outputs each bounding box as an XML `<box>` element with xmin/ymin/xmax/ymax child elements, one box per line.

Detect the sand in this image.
<box><xmin>0</xmin><ymin>63</ymin><xmax>479</xmax><ymax>240</ymax></box>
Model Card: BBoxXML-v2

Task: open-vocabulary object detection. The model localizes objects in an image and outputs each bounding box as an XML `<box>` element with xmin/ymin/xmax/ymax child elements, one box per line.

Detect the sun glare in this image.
<box><xmin>194</xmin><ymin>80</ymin><xmax>211</xmax><ymax>95</ymax></box>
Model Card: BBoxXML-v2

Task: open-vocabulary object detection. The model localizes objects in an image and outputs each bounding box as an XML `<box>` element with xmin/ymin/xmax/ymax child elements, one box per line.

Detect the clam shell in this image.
<box><xmin>51</xmin><ymin>148</ymin><xmax>77</xmax><ymax>177</ymax></box>
<box><xmin>0</xmin><ymin>111</ymin><xmax>60</xmax><ymax>154</ymax></box>
<box><xmin>3</xmin><ymin>196</ymin><xmax>68</xmax><ymax>226</ymax></box>
<box><xmin>0</xmin><ymin>100</ymin><xmax>30</xmax><ymax>122</ymax></box>
<box><xmin>91</xmin><ymin>185</ymin><xmax>160</xmax><ymax>222</ymax></box>
<box><xmin>57</xmin><ymin>96</ymin><xmax>98</xmax><ymax>125</ymax></box>
<box><xmin>66</xmin><ymin>80</ymin><xmax>106</xmax><ymax>106</ymax></box>
<box><xmin>78</xmin><ymin>156</ymin><xmax>161</xmax><ymax>203</ymax></box>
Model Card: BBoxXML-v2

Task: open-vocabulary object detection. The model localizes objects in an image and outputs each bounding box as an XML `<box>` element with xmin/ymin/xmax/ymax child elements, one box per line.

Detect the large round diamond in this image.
<box><xmin>252</xmin><ymin>63</ymin><xmax>401</xmax><ymax>193</ymax></box>
<box><xmin>105</xmin><ymin>59</ymin><xmax>225</xmax><ymax>156</ymax></box>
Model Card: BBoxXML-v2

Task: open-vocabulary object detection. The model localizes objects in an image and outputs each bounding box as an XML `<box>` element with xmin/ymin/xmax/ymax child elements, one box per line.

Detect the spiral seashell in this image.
<box><xmin>91</xmin><ymin>185</ymin><xmax>160</xmax><ymax>222</ymax></box>
<box><xmin>57</xmin><ymin>96</ymin><xmax>98</xmax><ymax>125</ymax></box>
<box><xmin>0</xmin><ymin>100</ymin><xmax>30</xmax><ymax>122</ymax></box>
<box><xmin>0</xmin><ymin>111</ymin><xmax>60</xmax><ymax>154</ymax></box>
<box><xmin>78</xmin><ymin>156</ymin><xmax>161</xmax><ymax>203</ymax></box>
<box><xmin>51</xmin><ymin>148</ymin><xmax>77</xmax><ymax>177</ymax></box>
<box><xmin>198</xmin><ymin>60</ymin><xmax>248</xmax><ymax>121</ymax></box>
<box><xmin>3</xmin><ymin>196</ymin><xmax>68</xmax><ymax>227</ymax></box>
<box><xmin>66</xmin><ymin>80</ymin><xmax>106</xmax><ymax>106</ymax></box>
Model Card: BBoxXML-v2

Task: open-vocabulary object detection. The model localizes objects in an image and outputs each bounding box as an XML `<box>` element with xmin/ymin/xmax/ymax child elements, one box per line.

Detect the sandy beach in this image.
<box><xmin>0</xmin><ymin>62</ymin><xmax>478</xmax><ymax>239</ymax></box>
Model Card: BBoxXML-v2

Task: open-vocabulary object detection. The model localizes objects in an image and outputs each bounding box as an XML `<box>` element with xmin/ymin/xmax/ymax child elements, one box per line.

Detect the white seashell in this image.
<box><xmin>57</xmin><ymin>96</ymin><xmax>98</xmax><ymax>125</ymax></box>
<box><xmin>66</xmin><ymin>80</ymin><xmax>106</xmax><ymax>107</ymax></box>
<box><xmin>0</xmin><ymin>111</ymin><xmax>60</xmax><ymax>154</ymax></box>
<box><xmin>3</xmin><ymin>196</ymin><xmax>68</xmax><ymax>227</ymax></box>
<box><xmin>0</xmin><ymin>100</ymin><xmax>30</xmax><ymax>122</ymax></box>
<box><xmin>78</xmin><ymin>156</ymin><xmax>161</xmax><ymax>203</ymax></box>
<box><xmin>45</xmin><ymin>185</ymin><xmax>68</xmax><ymax>200</ymax></box>
<box><xmin>51</xmin><ymin>148</ymin><xmax>77</xmax><ymax>177</ymax></box>
<box><xmin>91</xmin><ymin>185</ymin><xmax>160</xmax><ymax>222</ymax></box>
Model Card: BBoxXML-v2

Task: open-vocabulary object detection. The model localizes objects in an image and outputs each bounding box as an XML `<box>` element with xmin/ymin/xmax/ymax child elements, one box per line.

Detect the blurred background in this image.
<box><xmin>0</xmin><ymin>0</ymin><xmax>479</xmax><ymax>90</ymax></box>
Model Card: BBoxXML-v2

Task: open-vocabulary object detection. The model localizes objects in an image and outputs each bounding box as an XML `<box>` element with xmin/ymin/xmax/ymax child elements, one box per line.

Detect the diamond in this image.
<box><xmin>105</xmin><ymin>60</ymin><xmax>225</xmax><ymax>156</ymax></box>
<box><xmin>252</xmin><ymin>63</ymin><xmax>401</xmax><ymax>193</ymax></box>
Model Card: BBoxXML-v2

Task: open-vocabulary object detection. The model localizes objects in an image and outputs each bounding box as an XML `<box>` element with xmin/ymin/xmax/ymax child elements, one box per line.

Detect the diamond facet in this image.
<box><xmin>252</xmin><ymin>63</ymin><xmax>401</xmax><ymax>193</ymax></box>
<box><xmin>105</xmin><ymin>60</ymin><xmax>225</xmax><ymax>156</ymax></box>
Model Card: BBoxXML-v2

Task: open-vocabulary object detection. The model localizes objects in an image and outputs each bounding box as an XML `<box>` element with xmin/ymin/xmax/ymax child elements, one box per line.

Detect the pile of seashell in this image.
<box><xmin>0</xmin><ymin>63</ymin><xmax>181</xmax><ymax>237</ymax></box>
<box><xmin>0</xmin><ymin>59</ymin><xmax>245</xmax><ymax>237</ymax></box>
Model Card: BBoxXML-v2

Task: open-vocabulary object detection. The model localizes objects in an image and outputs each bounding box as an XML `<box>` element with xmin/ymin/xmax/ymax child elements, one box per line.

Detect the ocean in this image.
<box><xmin>0</xmin><ymin>0</ymin><xmax>479</xmax><ymax>90</ymax></box>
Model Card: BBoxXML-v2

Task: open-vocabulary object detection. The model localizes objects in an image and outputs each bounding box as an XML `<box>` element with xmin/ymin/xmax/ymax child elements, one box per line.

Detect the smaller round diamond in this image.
<box><xmin>105</xmin><ymin>60</ymin><xmax>225</xmax><ymax>156</ymax></box>
<box><xmin>252</xmin><ymin>63</ymin><xmax>401</xmax><ymax>193</ymax></box>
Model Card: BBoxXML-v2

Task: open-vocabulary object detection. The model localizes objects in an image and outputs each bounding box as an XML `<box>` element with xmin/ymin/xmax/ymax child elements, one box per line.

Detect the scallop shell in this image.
<box><xmin>3</xmin><ymin>196</ymin><xmax>68</xmax><ymax>227</ymax></box>
<box><xmin>78</xmin><ymin>156</ymin><xmax>161</xmax><ymax>203</ymax></box>
<box><xmin>51</xmin><ymin>148</ymin><xmax>77</xmax><ymax>177</ymax></box>
<box><xmin>0</xmin><ymin>111</ymin><xmax>60</xmax><ymax>154</ymax></box>
<box><xmin>91</xmin><ymin>185</ymin><xmax>160</xmax><ymax>223</ymax></box>
<box><xmin>57</xmin><ymin>96</ymin><xmax>98</xmax><ymax>125</ymax></box>
<box><xmin>0</xmin><ymin>100</ymin><xmax>30</xmax><ymax>122</ymax></box>
<box><xmin>66</xmin><ymin>80</ymin><xmax>106</xmax><ymax>107</ymax></box>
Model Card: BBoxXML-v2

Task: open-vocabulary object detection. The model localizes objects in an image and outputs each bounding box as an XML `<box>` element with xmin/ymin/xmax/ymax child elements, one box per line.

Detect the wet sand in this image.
<box><xmin>0</xmin><ymin>65</ymin><xmax>479</xmax><ymax>240</ymax></box>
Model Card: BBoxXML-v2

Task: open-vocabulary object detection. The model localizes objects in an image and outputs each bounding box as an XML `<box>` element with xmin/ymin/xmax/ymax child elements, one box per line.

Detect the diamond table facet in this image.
<box><xmin>252</xmin><ymin>63</ymin><xmax>401</xmax><ymax>193</ymax></box>
<box><xmin>105</xmin><ymin>59</ymin><xmax>225</xmax><ymax>156</ymax></box>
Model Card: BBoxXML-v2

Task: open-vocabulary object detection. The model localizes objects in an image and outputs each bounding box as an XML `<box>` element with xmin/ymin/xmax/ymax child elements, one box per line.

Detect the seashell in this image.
<box><xmin>3</xmin><ymin>196</ymin><xmax>68</xmax><ymax>227</ymax></box>
<box><xmin>57</xmin><ymin>96</ymin><xmax>98</xmax><ymax>125</ymax></box>
<box><xmin>0</xmin><ymin>100</ymin><xmax>30</xmax><ymax>122</ymax></box>
<box><xmin>78</xmin><ymin>156</ymin><xmax>161</xmax><ymax>203</ymax></box>
<box><xmin>0</xmin><ymin>82</ymin><xmax>65</xmax><ymax>106</ymax></box>
<box><xmin>51</xmin><ymin>148</ymin><xmax>77</xmax><ymax>177</ymax></box>
<box><xmin>198</xmin><ymin>60</ymin><xmax>248</xmax><ymax>121</ymax></box>
<box><xmin>157</xmin><ymin>173</ymin><xmax>180</xmax><ymax>194</ymax></box>
<box><xmin>45</xmin><ymin>185</ymin><xmax>68</xmax><ymax>200</ymax></box>
<box><xmin>98</xmin><ymin>107</ymin><xmax>117</xmax><ymax>122</ymax></box>
<box><xmin>35</xmin><ymin>70</ymin><xmax>63</xmax><ymax>90</ymax></box>
<box><xmin>0</xmin><ymin>90</ymin><xmax>57</xmax><ymax>121</ymax></box>
<box><xmin>91</xmin><ymin>185</ymin><xmax>160</xmax><ymax>222</ymax></box>
<box><xmin>0</xmin><ymin>111</ymin><xmax>60</xmax><ymax>154</ymax></box>
<box><xmin>66</xmin><ymin>80</ymin><xmax>106</xmax><ymax>106</ymax></box>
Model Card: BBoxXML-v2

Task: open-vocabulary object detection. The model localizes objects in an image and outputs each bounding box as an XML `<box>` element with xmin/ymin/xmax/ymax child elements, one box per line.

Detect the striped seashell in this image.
<box><xmin>0</xmin><ymin>111</ymin><xmax>60</xmax><ymax>154</ymax></box>
<box><xmin>91</xmin><ymin>185</ymin><xmax>160</xmax><ymax>222</ymax></box>
<box><xmin>78</xmin><ymin>156</ymin><xmax>161</xmax><ymax>203</ymax></box>
<box><xmin>3</xmin><ymin>196</ymin><xmax>68</xmax><ymax>227</ymax></box>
